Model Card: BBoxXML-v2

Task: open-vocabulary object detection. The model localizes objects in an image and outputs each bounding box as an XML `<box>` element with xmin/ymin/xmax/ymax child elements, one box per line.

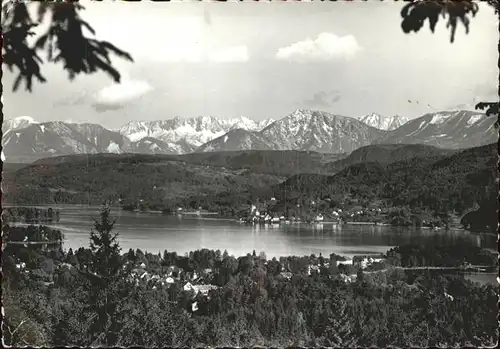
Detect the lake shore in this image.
<box><xmin>0</xmin><ymin>204</ymin><xmax>475</xmax><ymax>232</ymax></box>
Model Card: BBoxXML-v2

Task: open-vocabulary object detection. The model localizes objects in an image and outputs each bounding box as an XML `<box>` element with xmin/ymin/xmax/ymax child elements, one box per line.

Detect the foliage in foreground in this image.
<box><xmin>2</xmin><ymin>1</ymin><xmax>132</xmax><ymax>91</ymax></box>
<box><xmin>2</xmin><ymin>209</ymin><xmax>497</xmax><ymax>348</ymax></box>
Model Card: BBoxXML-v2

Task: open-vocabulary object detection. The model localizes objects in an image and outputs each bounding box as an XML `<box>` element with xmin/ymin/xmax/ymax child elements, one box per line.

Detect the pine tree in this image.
<box><xmin>89</xmin><ymin>207</ymin><xmax>121</xmax><ymax>278</ymax></box>
<box><xmin>84</xmin><ymin>207</ymin><xmax>126</xmax><ymax>346</ymax></box>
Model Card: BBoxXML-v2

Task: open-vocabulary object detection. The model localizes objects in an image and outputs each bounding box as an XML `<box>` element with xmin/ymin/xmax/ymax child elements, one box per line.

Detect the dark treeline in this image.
<box><xmin>274</xmin><ymin>143</ymin><xmax>496</xmax><ymax>212</ymax></box>
<box><xmin>2</xmin><ymin>209</ymin><xmax>497</xmax><ymax>347</ymax></box>
<box><xmin>2</xmin><ymin>224</ymin><xmax>64</xmax><ymax>244</ymax></box>
<box><xmin>2</xmin><ymin>207</ymin><xmax>61</xmax><ymax>224</ymax></box>
<box><xmin>386</xmin><ymin>244</ymin><xmax>498</xmax><ymax>268</ymax></box>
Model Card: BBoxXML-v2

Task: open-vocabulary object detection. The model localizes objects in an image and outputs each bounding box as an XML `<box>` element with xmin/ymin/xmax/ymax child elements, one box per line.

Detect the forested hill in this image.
<box><xmin>17</xmin><ymin>143</ymin><xmax>455</xmax><ymax>178</ymax></box>
<box><xmin>176</xmin><ymin>149</ymin><xmax>346</xmax><ymax>175</ymax></box>
<box><xmin>272</xmin><ymin>143</ymin><xmax>497</xmax><ymax>215</ymax></box>
<box><xmin>29</xmin><ymin>150</ymin><xmax>344</xmax><ymax>176</ymax></box>
<box><xmin>3</xmin><ymin>143</ymin><xmax>496</xmax><ymax>222</ymax></box>
<box><xmin>2</xmin><ymin>154</ymin><xmax>286</xmax><ymax>207</ymax></box>
<box><xmin>324</xmin><ymin>144</ymin><xmax>457</xmax><ymax>173</ymax></box>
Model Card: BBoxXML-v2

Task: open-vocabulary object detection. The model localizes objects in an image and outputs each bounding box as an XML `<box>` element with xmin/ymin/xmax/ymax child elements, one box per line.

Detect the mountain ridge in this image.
<box><xmin>2</xmin><ymin>109</ymin><xmax>493</xmax><ymax>162</ymax></box>
<box><xmin>357</xmin><ymin>113</ymin><xmax>410</xmax><ymax>131</ymax></box>
<box><xmin>373</xmin><ymin>110</ymin><xmax>496</xmax><ymax>149</ymax></box>
<box><xmin>198</xmin><ymin>109</ymin><xmax>387</xmax><ymax>154</ymax></box>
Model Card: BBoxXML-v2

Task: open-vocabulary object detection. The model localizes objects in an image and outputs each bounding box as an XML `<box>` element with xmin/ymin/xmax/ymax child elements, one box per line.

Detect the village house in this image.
<box><xmin>315</xmin><ymin>214</ymin><xmax>324</xmax><ymax>222</ymax></box>
<box><xmin>339</xmin><ymin>273</ymin><xmax>355</xmax><ymax>283</ymax></box>
<box><xmin>444</xmin><ymin>291</ymin><xmax>454</xmax><ymax>301</ymax></box>
<box><xmin>59</xmin><ymin>262</ymin><xmax>74</xmax><ymax>270</ymax></box>
<box><xmin>354</xmin><ymin>256</ymin><xmax>385</xmax><ymax>269</ymax></box>
<box><xmin>333</xmin><ymin>259</ymin><xmax>354</xmax><ymax>266</ymax></box>
<box><xmin>192</xmin><ymin>301</ymin><xmax>199</xmax><ymax>312</ymax></box>
<box><xmin>193</xmin><ymin>284</ymin><xmax>218</xmax><ymax>296</ymax></box>
<box><xmin>184</xmin><ymin>282</ymin><xmax>218</xmax><ymax>297</ymax></box>
<box><xmin>183</xmin><ymin>282</ymin><xmax>193</xmax><ymax>292</ymax></box>
<box><xmin>15</xmin><ymin>262</ymin><xmax>26</xmax><ymax>269</ymax></box>
<box><xmin>308</xmin><ymin>265</ymin><xmax>320</xmax><ymax>276</ymax></box>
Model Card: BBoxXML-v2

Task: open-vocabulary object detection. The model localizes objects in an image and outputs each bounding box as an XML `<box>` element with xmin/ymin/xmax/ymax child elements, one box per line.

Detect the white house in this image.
<box><xmin>308</xmin><ymin>265</ymin><xmax>320</xmax><ymax>275</ymax></box>
<box><xmin>444</xmin><ymin>292</ymin><xmax>454</xmax><ymax>301</ymax></box>
<box><xmin>192</xmin><ymin>301</ymin><xmax>199</xmax><ymax>312</ymax></box>
<box><xmin>337</xmin><ymin>259</ymin><xmax>354</xmax><ymax>266</ymax></box>
<box><xmin>193</xmin><ymin>285</ymin><xmax>218</xmax><ymax>296</ymax></box>
<box><xmin>183</xmin><ymin>282</ymin><xmax>193</xmax><ymax>291</ymax></box>
<box><xmin>340</xmin><ymin>273</ymin><xmax>355</xmax><ymax>283</ymax></box>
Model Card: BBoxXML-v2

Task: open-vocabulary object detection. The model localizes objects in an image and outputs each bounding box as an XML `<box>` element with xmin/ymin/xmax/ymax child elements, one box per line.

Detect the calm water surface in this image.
<box><xmin>14</xmin><ymin>205</ymin><xmax>496</xmax><ymax>261</ymax></box>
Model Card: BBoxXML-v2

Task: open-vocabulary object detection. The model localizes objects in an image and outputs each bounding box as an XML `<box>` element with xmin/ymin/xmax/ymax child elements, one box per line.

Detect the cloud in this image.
<box><xmin>304</xmin><ymin>91</ymin><xmax>342</xmax><ymax>108</ymax></box>
<box><xmin>92</xmin><ymin>76</ymin><xmax>153</xmax><ymax>112</ymax></box>
<box><xmin>275</xmin><ymin>32</ymin><xmax>361</xmax><ymax>62</ymax></box>
<box><xmin>209</xmin><ymin>45</ymin><xmax>249</xmax><ymax>63</ymax></box>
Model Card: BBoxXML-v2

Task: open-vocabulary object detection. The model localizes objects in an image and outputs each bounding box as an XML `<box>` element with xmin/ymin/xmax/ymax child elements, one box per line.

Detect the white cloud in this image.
<box><xmin>93</xmin><ymin>73</ymin><xmax>153</xmax><ymax>112</ymax></box>
<box><xmin>209</xmin><ymin>45</ymin><xmax>249</xmax><ymax>63</ymax></box>
<box><xmin>275</xmin><ymin>32</ymin><xmax>361</xmax><ymax>62</ymax></box>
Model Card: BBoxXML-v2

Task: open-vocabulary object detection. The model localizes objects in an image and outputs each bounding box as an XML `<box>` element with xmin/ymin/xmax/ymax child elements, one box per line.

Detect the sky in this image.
<box><xmin>3</xmin><ymin>0</ymin><xmax>499</xmax><ymax>129</ymax></box>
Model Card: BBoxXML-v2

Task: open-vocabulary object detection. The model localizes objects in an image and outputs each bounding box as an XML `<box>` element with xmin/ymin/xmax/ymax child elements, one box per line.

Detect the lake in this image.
<box><xmin>12</xmin><ymin>205</ymin><xmax>496</xmax><ymax>261</ymax></box>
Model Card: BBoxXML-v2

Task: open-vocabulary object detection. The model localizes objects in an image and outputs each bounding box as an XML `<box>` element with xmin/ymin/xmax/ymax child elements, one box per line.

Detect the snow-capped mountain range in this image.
<box><xmin>118</xmin><ymin>116</ymin><xmax>275</xmax><ymax>153</ymax></box>
<box><xmin>373</xmin><ymin>110</ymin><xmax>496</xmax><ymax>149</ymax></box>
<box><xmin>1</xmin><ymin>109</ymin><xmax>496</xmax><ymax>162</ymax></box>
<box><xmin>2</xmin><ymin>121</ymin><xmax>133</xmax><ymax>161</ymax></box>
<box><xmin>197</xmin><ymin>110</ymin><xmax>386</xmax><ymax>154</ymax></box>
<box><xmin>356</xmin><ymin>113</ymin><xmax>409</xmax><ymax>131</ymax></box>
<box><xmin>3</xmin><ymin>116</ymin><xmax>39</xmax><ymax>133</ymax></box>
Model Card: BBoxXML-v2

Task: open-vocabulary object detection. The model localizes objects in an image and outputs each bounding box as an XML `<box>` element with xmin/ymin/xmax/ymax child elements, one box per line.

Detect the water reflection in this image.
<box><xmin>5</xmin><ymin>206</ymin><xmax>497</xmax><ymax>259</ymax></box>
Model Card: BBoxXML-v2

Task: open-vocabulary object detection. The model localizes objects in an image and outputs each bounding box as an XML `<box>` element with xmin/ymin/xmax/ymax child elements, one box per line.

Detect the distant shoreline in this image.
<box><xmin>4</xmin><ymin>204</ymin><xmax>495</xmax><ymax>235</ymax></box>
<box><xmin>5</xmin><ymin>240</ymin><xmax>63</xmax><ymax>245</ymax></box>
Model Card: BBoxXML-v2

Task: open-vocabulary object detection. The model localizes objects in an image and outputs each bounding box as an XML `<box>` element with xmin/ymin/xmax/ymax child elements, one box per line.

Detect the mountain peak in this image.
<box><xmin>3</xmin><ymin>115</ymin><xmax>39</xmax><ymax>133</ymax></box>
<box><xmin>357</xmin><ymin>113</ymin><xmax>409</xmax><ymax>131</ymax></box>
<box><xmin>373</xmin><ymin>109</ymin><xmax>494</xmax><ymax>149</ymax></box>
<box><xmin>257</xmin><ymin>109</ymin><xmax>386</xmax><ymax>154</ymax></box>
<box><xmin>13</xmin><ymin>115</ymin><xmax>38</xmax><ymax>123</ymax></box>
<box><xmin>118</xmin><ymin>115</ymin><xmax>276</xmax><ymax>149</ymax></box>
